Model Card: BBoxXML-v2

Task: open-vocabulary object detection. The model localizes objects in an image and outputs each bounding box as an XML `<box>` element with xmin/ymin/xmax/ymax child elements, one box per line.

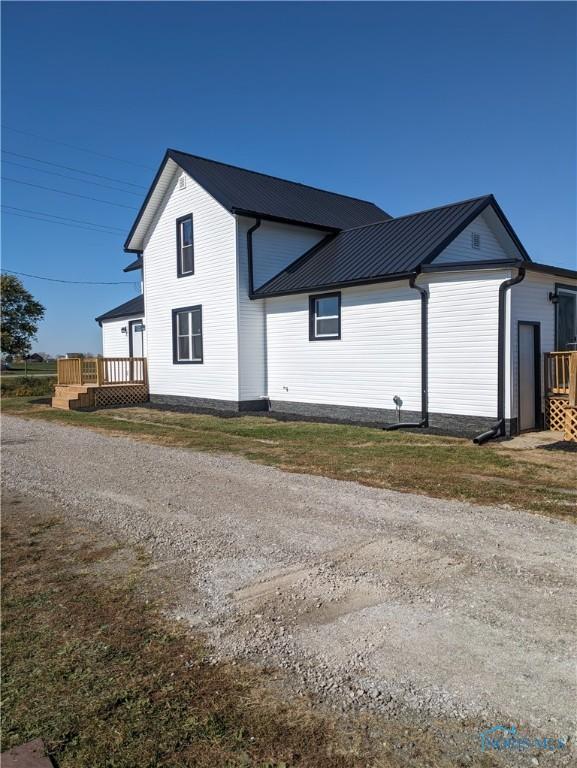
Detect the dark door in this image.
<box><xmin>518</xmin><ymin>322</ymin><xmax>541</xmax><ymax>432</ymax></box>
<box><xmin>557</xmin><ymin>290</ymin><xmax>577</xmax><ymax>351</ymax></box>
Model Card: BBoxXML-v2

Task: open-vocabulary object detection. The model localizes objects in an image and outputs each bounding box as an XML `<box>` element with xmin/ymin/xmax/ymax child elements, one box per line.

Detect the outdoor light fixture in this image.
<box><xmin>121</xmin><ymin>326</ymin><xmax>127</xmax><ymax>334</ymax></box>
<box><xmin>549</xmin><ymin>291</ymin><xmax>560</xmax><ymax>304</ymax></box>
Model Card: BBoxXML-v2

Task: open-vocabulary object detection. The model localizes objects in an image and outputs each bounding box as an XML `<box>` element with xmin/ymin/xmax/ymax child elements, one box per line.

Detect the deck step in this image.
<box><xmin>51</xmin><ymin>397</ymin><xmax>75</xmax><ymax>410</ymax></box>
<box><xmin>53</xmin><ymin>385</ymin><xmax>90</xmax><ymax>397</ymax></box>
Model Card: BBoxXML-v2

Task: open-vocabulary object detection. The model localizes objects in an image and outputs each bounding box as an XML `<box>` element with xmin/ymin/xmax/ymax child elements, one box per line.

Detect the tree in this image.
<box><xmin>1</xmin><ymin>275</ymin><xmax>45</xmax><ymax>366</ymax></box>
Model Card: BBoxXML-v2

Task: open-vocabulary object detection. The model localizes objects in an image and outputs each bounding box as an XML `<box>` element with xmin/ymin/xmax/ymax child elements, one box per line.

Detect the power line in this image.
<box><xmin>2</xmin><ymin>125</ymin><xmax>154</xmax><ymax>170</ymax></box>
<box><xmin>2</xmin><ymin>269</ymin><xmax>135</xmax><ymax>285</ymax></box>
<box><xmin>2</xmin><ymin>209</ymin><xmax>123</xmax><ymax>236</ymax></box>
<box><xmin>2</xmin><ymin>177</ymin><xmax>139</xmax><ymax>210</ymax></box>
<box><xmin>3</xmin><ymin>159</ymin><xmax>144</xmax><ymax>196</ymax></box>
<box><xmin>1</xmin><ymin>150</ymin><xmax>147</xmax><ymax>189</ymax></box>
<box><xmin>2</xmin><ymin>205</ymin><xmax>126</xmax><ymax>232</ymax></box>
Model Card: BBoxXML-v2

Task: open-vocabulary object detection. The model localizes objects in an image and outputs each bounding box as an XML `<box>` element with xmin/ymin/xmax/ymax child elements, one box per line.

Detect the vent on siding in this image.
<box><xmin>471</xmin><ymin>231</ymin><xmax>481</xmax><ymax>250</ymax></box>
<box><xmin>178</xmin><ymin>174</ymin><xmax>187</xmax><ymax>190</ymax></box>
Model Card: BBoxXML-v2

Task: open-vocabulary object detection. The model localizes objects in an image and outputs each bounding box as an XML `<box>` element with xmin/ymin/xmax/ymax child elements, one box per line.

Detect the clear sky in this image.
<box><xmin>2</xmin><ymin>1</ymin><xmax>576</xmax><ymax>355</ymax></box>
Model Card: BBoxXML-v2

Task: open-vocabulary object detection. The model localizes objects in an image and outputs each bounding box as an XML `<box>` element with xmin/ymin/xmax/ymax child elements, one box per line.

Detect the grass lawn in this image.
<box><xmin>3</xmin><ymin>396</ymin><xmax>576</xmax><ymax>521</ymax></box>
<box><xmin>2</xmin><ymin>361</ymin><xmax>57</xmax><ymax>375</ymax></box>
<box><xmin>1</xmin><ymin>376</ymin><xmax>56</xmax><ymax>398</ymax></box>
<box><xmin>3</xmin><ymin>494</ymin><xmax>493</xmax><ymax>768</ymax></box>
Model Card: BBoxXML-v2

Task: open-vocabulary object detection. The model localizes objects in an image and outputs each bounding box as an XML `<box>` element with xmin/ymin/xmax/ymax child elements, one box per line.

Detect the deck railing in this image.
<box><xmin>57</xmin><ymin>357</ymin><xmax>147</xmax><ymax>387</ymax></box>
<box><xmin>544</xmin><ymin>351</ymin><xmax>577</xmax><ymax>406</ymax></box>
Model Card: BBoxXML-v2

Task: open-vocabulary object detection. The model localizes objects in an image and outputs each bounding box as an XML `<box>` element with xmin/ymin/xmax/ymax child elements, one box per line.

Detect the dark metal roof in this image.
<box><xmin>95</xmin><ymin>294</ymin><xmax>144</xmax><ymax>323</ymax></box>
<box><xmin>253</xmin><ymin>195</ymin><xmax>530</xmax><ymax>297</ymax></box>
<box><xmin>525</xmin><ymin>261</ymin><xmax>577</xmax><ymax>281</ymax></box>
<box><xmin>123</xmin><ymin>257</ymin><xmax>143</xmax><ymax>272</ymax></box>
<box><xmin>125</xmin><ymin>149</ymin><xmax>391</xmax><ymax>250</ymax></box>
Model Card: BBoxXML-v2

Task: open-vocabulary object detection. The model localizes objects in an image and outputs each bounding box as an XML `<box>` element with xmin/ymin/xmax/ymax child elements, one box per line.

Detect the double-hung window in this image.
<box><xmin>173</xmin><ymin>305</ymin><xmax>203</xmax><ymax>363</ymax></box>
<box><xmin>309</xmin><ymin>292</ymin><xmax>341</xmax><ymax>340</ymax></box>
<box><xmin>176</xmin><ymin>214</ymin><xmax>194</xmax><ymax>276</ymax></box>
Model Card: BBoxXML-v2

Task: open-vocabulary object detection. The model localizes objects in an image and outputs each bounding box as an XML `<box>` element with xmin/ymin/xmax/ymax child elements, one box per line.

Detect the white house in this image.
<box><xmin>96</xmin><ymin>149</ymin><xmax>577</xmax><ymax>440</ymax></box>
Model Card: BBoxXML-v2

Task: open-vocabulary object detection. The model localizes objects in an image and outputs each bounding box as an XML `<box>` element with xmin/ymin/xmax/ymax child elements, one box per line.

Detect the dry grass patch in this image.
<box><xmin>3</xmin><ymin>397</ymin><xmax>576</xmax><ymax>521</ymax></box>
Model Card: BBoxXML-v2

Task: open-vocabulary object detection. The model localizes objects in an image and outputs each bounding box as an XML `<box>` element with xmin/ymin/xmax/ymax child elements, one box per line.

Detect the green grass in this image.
<box><xmin>1</xmin><ymin>376</ymin><xmax>56</xmax><ymax>397</ymax></box>
<box><xmin>3</xmin><ymin>361</ymin><xmax>57</xmax><ymax>375</ymax></box>
<box><xmin>3</xmin><ymin>397</ymin><xmax>576</xmax><ymax>521</ymax></box>
<box><xmin>3</xmin><ymin>497</ymin><xmax>490</xmax><ymax>768</ymax></box>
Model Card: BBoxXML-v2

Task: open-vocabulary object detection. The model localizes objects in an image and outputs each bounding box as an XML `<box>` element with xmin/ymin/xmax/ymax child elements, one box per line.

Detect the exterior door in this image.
<box><xmin>128</xmin><ymin>319</ymin><xmax>144</xmax><ymax>358</ymax></box>
<box><xmin>518</xmin><ymin>322</ymin><xmax>540</xmax><ymax>432</ymax></box>
<box><xmin>557</xmin><ymin>288</ymin><xmax>577</xmax><ymax>350</ymax></box>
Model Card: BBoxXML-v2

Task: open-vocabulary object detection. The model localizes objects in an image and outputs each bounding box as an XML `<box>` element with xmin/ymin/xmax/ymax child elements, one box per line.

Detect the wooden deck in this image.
<box><xmin>544</xmin><ymin>351</ymin><xmax>577</xmax><ymax>441</ymax></box>
<box><xmin>52</xmin><ymin>357</ymin><xmax>148</xmax><ymax>410</ymax></box>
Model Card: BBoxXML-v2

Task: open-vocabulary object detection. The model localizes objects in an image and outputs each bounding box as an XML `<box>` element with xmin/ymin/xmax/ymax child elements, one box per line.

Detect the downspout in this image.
<box><xmin>473</xmin><ymin>266</ymin><xmax>526</xmax><ymax>444</ymax></box>
<box><xmin>246</xmin><ymin>217</ymin><xmax>270</xmax><ymax>409</ymax></box>
<box><xmin>247</xmin><ymin>218</ymin><xmax>262</xmax><ymax>297</ymax></box>
<box><xmin>383</xmin><ymin>273</ymin><xmax>429</xmax><ymax>430</ymax></box>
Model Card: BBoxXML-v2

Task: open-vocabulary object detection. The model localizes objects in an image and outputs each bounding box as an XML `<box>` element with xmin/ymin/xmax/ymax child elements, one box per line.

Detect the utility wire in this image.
<box><xmin>3</xmin><ymin>159</ymin><xmax>144</xmax><ymax>196</ymax></box>
<box><xmin>2</xmin><ymin>268</ymin><xmax>134</xmax><ymax>285</ymax></box>
<box><xmin>2</xmin><ymin>177</ymin><xmax>138</xmax><ymax>210</ymax></box>
<box><xmin>2</xmin><ymin>125</ymin><xmax>154</xmax><ymax>170</ymax></box>
<box><xmin>2</xmin><ymin>205</ymin><xmax>126</xmax><ymax>232</ymax></box>
<box><xmin>1</xmin><ymin>150</ymin><xmax>147</xmax><ymax>189</ymax></box>
<box><xmin>2</xmin><ymin>210</ymin><xmax>123</xmax><ymax>236</ymax></box>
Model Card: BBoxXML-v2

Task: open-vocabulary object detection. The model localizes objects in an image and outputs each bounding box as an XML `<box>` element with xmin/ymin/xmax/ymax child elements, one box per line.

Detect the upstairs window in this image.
<box><xmin>176</xmin><ymin>214</ymin><xmax>194</xmax><ymax>276</ymax></box>
<box><xmin>309</xmin><ymin>292</ymin><xmax>341</xmax><ymax>340</ymax></box>
<box><xmin>173</xmin><ymin>305</ymin><xmax>203</xmax><ymax>363</ymax></box>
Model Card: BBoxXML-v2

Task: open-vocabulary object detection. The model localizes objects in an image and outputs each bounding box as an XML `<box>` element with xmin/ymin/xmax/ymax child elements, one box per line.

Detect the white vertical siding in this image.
<box><xmin>427</xmin><ymin>270</ymin><xmax>508</xmax><ymax>417</ymax></box>
<box><xmin>509</xmin><ymin>271</ymin><xmax>577</xmax><ymax>419</ymax></box>
<box><xmin>266</xmin><ymin>282</ymin><xmax>421</xmax><ymax>411</ymax></box>
<box><xmin>236</xmin><ymin>218</ymin><xmax>327</xmax><ymax>401</ymax></box>
<box><xmin>436</xmin><ymin>211</ymin><xmax>513</xmax><ymax>264</ymax></box>
<box><xmin>142</xmin><ymin>171</ymin><xmax>239</xmax><ymax>400</ymax></box>
<box><xmin>101</xmin><ymin>316</ymin><xmax>147</xmax><ymax>358</ymax></box>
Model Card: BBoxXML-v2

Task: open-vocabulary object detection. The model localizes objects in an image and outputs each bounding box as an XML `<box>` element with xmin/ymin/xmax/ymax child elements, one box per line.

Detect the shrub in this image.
<box><xmin>1</xmin><ymin>376</ymin><xmax>56</xmax><ymax>398</ymax></box>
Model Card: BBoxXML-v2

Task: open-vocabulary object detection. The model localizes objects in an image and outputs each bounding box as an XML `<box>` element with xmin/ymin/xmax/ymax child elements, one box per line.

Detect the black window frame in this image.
<box><xmin>176</xmin><ymin>213</ymin><xmax>194</xmax><ymax>277</ymax></box>
<box><xmin>554</xmin><ymin>282</ymin><xmax>577</xmax><ymax>351</ymax></box>
<box><xmin>309</xmin><ymin>291</ymin><xmax>341</xmax><ymax>341</ymax></box>
<box><xmin>172</xmin><ymin>305</ymin><xmax>203</xmax><ymax>364</ymax></box>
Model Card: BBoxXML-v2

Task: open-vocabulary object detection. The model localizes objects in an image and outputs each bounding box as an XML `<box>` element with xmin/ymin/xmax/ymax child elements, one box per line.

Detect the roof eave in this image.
<box><xmin>124</xmin><ymin>150</ymin><xmax>173</xmax><ymax>253</ymax></box>
<box><xmin>232</xmin><ymin>208</ymin><xmax>339</xmax><ymax>233</ymax></box>
<box><xmin>421</xmin><ymin>258</ymin><xmax>523</xmax><ymax>274</ymax></box>
<box><xmin>251</xmin><ymin>271</ymin><xmax>417</xmax><ymax>300</ymax></box>
<box><xmin>525</xmin><ymin>262</ymin><xmax>577</xmax><ymax>281</ymax></box>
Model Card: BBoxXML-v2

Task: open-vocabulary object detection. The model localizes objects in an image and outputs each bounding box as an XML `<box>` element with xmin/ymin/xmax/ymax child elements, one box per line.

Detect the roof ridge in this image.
<box><xmin>340</xmin><ymin>195</ymin><xmax>493</xmax><ymax>234</ymax></box>
<box><xmin>167</xmin><ymin>148</ymin><xmax>387</xmax><ymax>210</ymax></box>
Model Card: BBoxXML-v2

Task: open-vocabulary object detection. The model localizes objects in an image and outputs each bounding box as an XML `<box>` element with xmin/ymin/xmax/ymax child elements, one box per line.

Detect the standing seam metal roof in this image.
<box><xmin>164</xmin><ymin>150</ymin><xmax>391</xmax><ymax>230</ymax></box>
<box><xmin>95</xmin><ymin>294</ymin><xmax>144</xmax><ymax>323</ymax></box>
<box><xmin>253</xmin><ymin>195</ymin><xmax>525</xmax><ymax>296</ymax></box>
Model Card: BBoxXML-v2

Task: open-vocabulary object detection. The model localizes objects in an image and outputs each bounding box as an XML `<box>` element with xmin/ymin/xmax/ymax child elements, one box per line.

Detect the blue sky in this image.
<box><xmin>2</xmin><ymin>1</ymin><xmax>576</xmax><ymax>355</ymax></box>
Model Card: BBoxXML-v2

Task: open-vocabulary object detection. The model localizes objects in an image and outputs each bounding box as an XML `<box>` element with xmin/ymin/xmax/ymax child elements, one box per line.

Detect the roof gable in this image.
<box><xmin>125</xmin><ymin>150</ymin><xmax>391</xmax><ymax>251</ymax></box>
<box><xmin>253</xmin><ymin>195</ymin><xmax>531</xmax><ymax>297</ymax></box>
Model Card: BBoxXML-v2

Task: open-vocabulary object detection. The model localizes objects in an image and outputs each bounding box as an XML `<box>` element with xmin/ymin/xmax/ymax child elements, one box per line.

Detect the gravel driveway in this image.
<box><xmin>3</xmin><ymin>415</ymin><xmax>575</xmax><ymax>737</ymax></box>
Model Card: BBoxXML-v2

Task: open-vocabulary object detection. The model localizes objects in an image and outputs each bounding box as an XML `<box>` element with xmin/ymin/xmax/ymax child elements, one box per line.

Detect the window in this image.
<box><xmin>176</xmin><ymin>214</ymin><xmax>194</xmax><ymax>276</ymax></box>
<box><xmin>309</xmin><ymin>292</ymin><xmax>341</xmax><ymax>340</ymax></box>
<box><xmin>471</xmin><ymin>231</ymin><xmax>481</xmax><ymax>250</ymax></box>
<box><xmin>556</xmin><ymin>285</ymin><xmax>577</xmax><ymax>351</ymax></box>
<box><xmin>172</xmin><ymin>306</ymin><xmax>203</xmax><ymax>363</ymax></box>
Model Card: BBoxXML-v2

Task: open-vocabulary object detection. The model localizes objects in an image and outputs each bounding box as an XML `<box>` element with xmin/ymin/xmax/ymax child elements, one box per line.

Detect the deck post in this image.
<box><xmin>569</xmin><ymin>352</ymin><xmax>577</xmax><ymax>408</ymax></box>
<box><xmin>96</xmin><ymin>358</ymin><xmax>103</xmax><ymax>386</ymax></box>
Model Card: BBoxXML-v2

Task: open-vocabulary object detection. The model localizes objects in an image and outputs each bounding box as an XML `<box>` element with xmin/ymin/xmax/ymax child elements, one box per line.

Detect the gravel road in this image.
<box><xmin>2</xmin><ymin>415</ymin><xmax>575</xmax><ymax>738</ymax></box>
